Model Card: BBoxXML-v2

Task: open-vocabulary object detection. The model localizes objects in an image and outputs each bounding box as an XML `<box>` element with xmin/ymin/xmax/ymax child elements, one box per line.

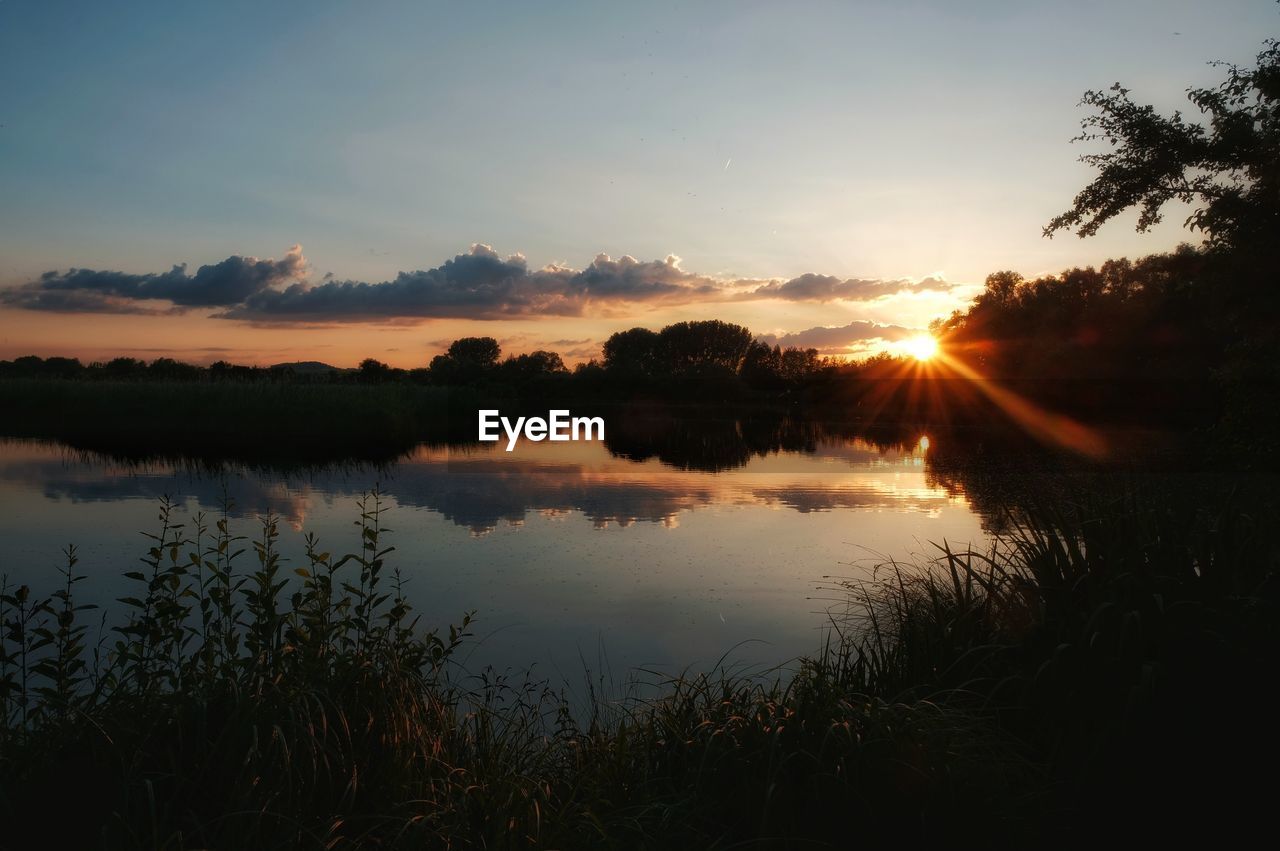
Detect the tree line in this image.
<box><xmin>929</xmin><ymin>34</ymin><xmax>1278</xmax><ymax>443</ymax></box>
<box><xmin>0</xmin><ymin>320</ymin><xmax>835</xmax><ymax>401</ymax></box>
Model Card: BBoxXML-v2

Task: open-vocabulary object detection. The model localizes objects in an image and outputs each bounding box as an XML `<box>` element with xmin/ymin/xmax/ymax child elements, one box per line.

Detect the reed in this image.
<box><xmin>0</xmin><ymin>481</ymin><xmax>1273</xmax><ymax>847</ymax></box>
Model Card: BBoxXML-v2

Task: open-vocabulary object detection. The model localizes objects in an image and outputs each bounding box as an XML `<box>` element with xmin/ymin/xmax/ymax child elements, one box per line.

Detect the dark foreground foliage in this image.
<box><xmin>1</xmin><ymin>480</ymin><xmax>1276</xmax><ymax>849</ymax></box>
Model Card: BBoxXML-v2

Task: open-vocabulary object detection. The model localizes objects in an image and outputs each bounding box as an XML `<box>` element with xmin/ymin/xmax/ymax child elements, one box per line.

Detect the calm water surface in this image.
<box><xmin>0</xmin><ymin>434</ymin><xmax>991</xmax><ymax>676</ymax></box>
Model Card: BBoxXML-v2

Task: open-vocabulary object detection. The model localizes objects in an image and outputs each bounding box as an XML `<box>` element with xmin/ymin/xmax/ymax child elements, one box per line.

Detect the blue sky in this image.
<box><xmin>0</xmin><ymin>0</ymin><xmax>1274</xmax><ymax>364</ymax></box>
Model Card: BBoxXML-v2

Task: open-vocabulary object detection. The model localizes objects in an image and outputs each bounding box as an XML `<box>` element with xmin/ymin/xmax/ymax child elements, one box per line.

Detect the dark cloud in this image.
<box><xmin>743</xmin><ymin>273</ymin><xmax>952</xmax><ymax>302</ymax></box>
<box><xmin>571</xmin><ymin>252</ymin><xmax>718</xmax><ymax>301</ymax></box>
<box><xmin>224</xmin><ymin>245</ymin><xmax>545</xmax><ymax>321</ymax></box>
<box><xmin>0</xmin><ymin>243</ymin><xmax>958</xmax><ymax>322</ymax></box>
<box><xmin>0</xmin><ymin>288</ymin><xmax>171</xmax><ymax>315</ymax></box>
<box><xmin>0</xmin><ymin>246</ymin><xmax>306</xmax><ymax>312</ymax></box>
<box><xmin>220</xmin><ymin>246</ymin><xmax>721</xmax><ymax>322</ymax></box>
<box><xmin>757</xmin><ymin>320</ymin><xmax>919</xmax><ymax>354</ymax></box>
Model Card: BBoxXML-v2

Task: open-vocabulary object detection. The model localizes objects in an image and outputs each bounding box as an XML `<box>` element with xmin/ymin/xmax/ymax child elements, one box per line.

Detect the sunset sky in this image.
<box><xmin>0</xmin><ymin>0</ymin><xmax>1273</xmax><ymax>367</ymax></box>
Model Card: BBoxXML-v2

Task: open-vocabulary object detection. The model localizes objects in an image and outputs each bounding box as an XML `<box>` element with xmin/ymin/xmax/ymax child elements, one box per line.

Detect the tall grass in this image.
<box><xmin>822</xmin><ymin>478</ymin><xmax>1279</xmax><ymax>840</ymax></box>
<box><xmin>1</xmin><ymin>480</ymin><xmax>1275</xmax><ymax>847</ymax></box>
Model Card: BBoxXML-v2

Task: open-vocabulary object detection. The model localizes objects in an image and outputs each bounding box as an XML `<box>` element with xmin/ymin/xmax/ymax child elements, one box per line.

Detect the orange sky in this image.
<box><xmin>0</xmin><ymin>267</ymin><xmax>977</xmax><ymax>368</ymax></box>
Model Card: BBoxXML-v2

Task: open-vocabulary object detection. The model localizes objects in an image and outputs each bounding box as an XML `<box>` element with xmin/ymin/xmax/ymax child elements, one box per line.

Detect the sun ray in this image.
<box><xmin>932</xmin><ymin>349</ymin><xmax>1109</xmax><ymax>458</ymax></box>
<box><xmin>901</xmin><ymin>335</ymin><xmax>939</xmax><ymax>362</ymax></box>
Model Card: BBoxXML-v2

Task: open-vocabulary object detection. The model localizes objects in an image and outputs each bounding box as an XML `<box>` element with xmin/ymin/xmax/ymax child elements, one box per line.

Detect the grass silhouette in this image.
<box><xmin>0</xmin><ymin>481</ymin><xmax>1275</xmax><ymax>848</ymax></box>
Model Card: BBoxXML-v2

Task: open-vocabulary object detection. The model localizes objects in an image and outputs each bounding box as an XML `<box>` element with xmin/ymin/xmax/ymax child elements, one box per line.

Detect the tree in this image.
<box><xmin>779</xmin><ymin>347</ymin><xmax>821</xmax><ymax>382</ymax></box>
<box><xmin>103</xmin><ymin>357</ymin><xmax>147</xmax><ymax>379</ymax></box>
<box><xmin>428</xmin><ymin>337</ymin><xmax>501</xmax><ymax>385</ymax></box>
<box><xmin>602</xmin><ymin>327</ymin><xmax>663</xmax><ymax>379</ymax></box>
<box><xmin>657</xmin><ymin>320</ymin><xmax>754</xmax><ymax>375</ymax></box>
<box><xmin>1045</xmin><ymin>39</ymin><xmax>1279</xmax><ymax>252</ymax></box>
<box><xmin>148</xmin><ymin>357</ymin><xmax>201</xmax><ymax>381</ymax></box>
<box><xmin>1041</xmin><ymin>33</ymin><xmax>1280</xmax><ymax>452</ymax></box>
<box><xmin>446</xmin><ymin>337</ymin><xmax>501</xmax><ymax>369</ymax></box>
<box><xmin>500</xmin><ymin>350</ymin><xmax>568</xmax><ymax>383</ymax></box>
<box><xmin>741</xmin><ymin>341</ymin><xmax>783</xmax><ymax>389</ymax></box>
<box><xmin>977</xmin><ymin>271</ymin><xmax>1023</xmax><ymax>311</ymax></box>
<box><xmin>358</xmin><ymin>358</ymin><xmax>394</xmax><ymax>382</ymax></box>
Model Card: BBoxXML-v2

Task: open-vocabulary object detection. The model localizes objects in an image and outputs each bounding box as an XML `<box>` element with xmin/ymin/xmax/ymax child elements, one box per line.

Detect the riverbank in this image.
<box><xmin>0</xmin><ymin>480</ymin><xmax>1275</xmax><ymax>848</ymax></box>
<box><xmin>0</xmin><ymin>374</ymin><xmax>1201</xmax><ymax>475</ymax></box>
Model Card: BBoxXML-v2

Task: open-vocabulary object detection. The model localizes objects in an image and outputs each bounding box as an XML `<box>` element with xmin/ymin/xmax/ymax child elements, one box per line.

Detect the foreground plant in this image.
<box><xmin>2</xmin><ymin>479</ymin><xmax>1274</xmax><ymax>848</ymax></box>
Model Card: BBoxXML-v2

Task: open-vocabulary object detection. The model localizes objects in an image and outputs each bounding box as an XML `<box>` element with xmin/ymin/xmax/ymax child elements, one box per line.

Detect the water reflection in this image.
<box><xmin>0</xmin><ymin>433</ymin><xmax>956</xmax><ymax>535</ymax></box>
<box><xmin>0</xmin><ymin>422</ymin><xmax>994</xmax><ymax>675</ymax></box>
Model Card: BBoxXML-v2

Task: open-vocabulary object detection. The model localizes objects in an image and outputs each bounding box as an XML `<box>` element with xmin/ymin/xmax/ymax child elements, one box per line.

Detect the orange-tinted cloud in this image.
<box><xmin>757</xmin><ymin>320</ymin><xmax>920</xmax><ymax>354</ymax></box>
<box><xmin>742</xmin><ymin>273</ymin><xmax>953</xmax><ymax>302</ymax></box>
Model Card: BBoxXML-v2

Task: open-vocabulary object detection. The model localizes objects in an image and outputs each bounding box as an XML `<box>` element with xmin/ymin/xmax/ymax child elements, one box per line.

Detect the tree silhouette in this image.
<box><xmin>1046</xmin><ymin>39</ymin><xmax>1279</xmax><ymax>252</ymax></box>
<box><xmin>445</xmin><ymin>337</ymin><xmax>501</xmax><ymax>368</ymax></box>
<box><xmin>658</xmin><ymin>320</ymin><xmax>753</xmax><ymax>376</ymax></box>
<box><xmin>358</xmin><ymin>358</ymin><xmax>395</xmax><ymax>382</ymax></box>
<box><xmin>428</xmin><ymin>337</ymin><xmax>501</xmax><ymax>385</ymax></box>
<box><xmin>499</xmin><ymin>350</ymin><xmax>569</xmax><ymax>383</ymax></box>
<box><xmin>741</xmin><ymin>341</ymin><xmax>784</xmax><ymax>390</ymax></box>
<box><xmin>602</xmin><ymin>327</ymin><xmax>663</xmax><ymax>380</ymax></box>
<box><xmin>1039</xmin><ymin>32</ymin><xmax>1280</xmax><ymax>452</ymax></box>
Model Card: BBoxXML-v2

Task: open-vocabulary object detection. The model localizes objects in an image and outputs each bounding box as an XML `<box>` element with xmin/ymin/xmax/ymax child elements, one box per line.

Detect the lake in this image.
<box><xmin>0</xmin><ymin>427</ymin><xmax>994</xmax><ymax>680</ymax></box>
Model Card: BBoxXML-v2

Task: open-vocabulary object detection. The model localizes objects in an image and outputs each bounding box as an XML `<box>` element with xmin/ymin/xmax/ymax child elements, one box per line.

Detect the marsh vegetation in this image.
<box><xmin>0</xmin><ymin>474</ymin><xmax>1275</xmax><ymax>848</ymax></box>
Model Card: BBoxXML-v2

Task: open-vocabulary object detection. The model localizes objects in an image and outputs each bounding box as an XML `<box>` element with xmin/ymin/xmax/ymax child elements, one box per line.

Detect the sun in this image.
<box><xmin>902</xmin><ymin>334</ymin><xmax>939</xmax><ymax>362</ymax></box>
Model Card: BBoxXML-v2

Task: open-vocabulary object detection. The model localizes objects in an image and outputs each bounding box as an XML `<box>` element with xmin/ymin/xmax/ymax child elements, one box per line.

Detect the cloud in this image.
<box><xmin>571</xmin><ymin>252</ymin><xmax>718</xmax><ymax>300</ymax></box>
<box><xmin>219</xmin><ymin>246</ymin><xmax>722</xmax><ymax>322</ymax></box>
<box><xmin>0</xmin><ymin>289</ymin><xmax>172</xmax><ymax>315</ymax></box>
<box><xmin>757</xmin><ymin>320</ymin><xmax>919</xmax><ymax>354</ymax></box>
<box><xmin>741</xmin><ymin>273</ymin><xmax>952</xmax><ymax>302</ymax></box>
<box><xmin>1</xmin><ymin>246</ymin><xmax>306</xmax><ymax>312</ymax></box>
<box><xmin>0</xmin><ymin>243</ymin><xmax>959</xmax><ymax>322</ymax></box>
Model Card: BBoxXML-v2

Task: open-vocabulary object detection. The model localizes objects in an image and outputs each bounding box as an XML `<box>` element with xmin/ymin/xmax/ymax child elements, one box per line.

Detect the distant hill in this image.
<box><xmin>269</xmin><ymin>361</ymin><xmax>343</xmax><ymax>374</ymax></box>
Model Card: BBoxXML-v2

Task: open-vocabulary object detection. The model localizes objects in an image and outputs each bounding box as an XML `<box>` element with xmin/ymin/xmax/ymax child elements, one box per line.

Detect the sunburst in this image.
<box><xmin>901</xmin><ymin>334</ymin><xmax>939</xmax><ymax>362</ymax></box>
